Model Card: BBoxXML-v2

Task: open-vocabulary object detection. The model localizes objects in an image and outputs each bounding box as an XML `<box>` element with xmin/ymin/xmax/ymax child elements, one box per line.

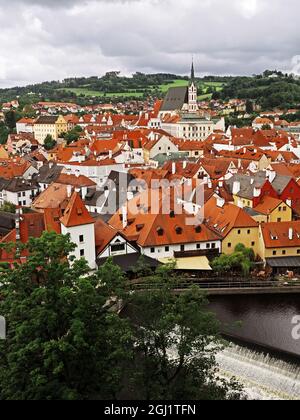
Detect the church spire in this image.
<box><xmin>190</xmin><ymin>57</ymin><xmax>195</xmax><ymax>84</ymax></box>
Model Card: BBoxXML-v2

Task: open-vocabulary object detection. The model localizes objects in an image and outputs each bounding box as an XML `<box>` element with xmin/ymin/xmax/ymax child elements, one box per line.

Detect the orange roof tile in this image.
<box><xmin>261</xmin><ymin>221</ymin><xmax>300</xmax><ymax>248</ymax></box>
<box><xmin>60</xmin><ymin>192</ymin><xmax>94</xmax><ymax>228</ymax></box>
<box><xmin>254</xmin><ymin>197</ymin><xmax>284</xmax><ymax>215</ymax></box>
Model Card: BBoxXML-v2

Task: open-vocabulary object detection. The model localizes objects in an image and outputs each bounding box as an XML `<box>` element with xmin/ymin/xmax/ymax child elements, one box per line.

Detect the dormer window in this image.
<box><xmin>175</xmin><ymin>226</ymin><xmax>183</xmax><ymax>235</ymax></box>
<box><xmin>195</xmin><ymin>225</ymin><xmax>202</xmax><ymax>233</ymax></box>
<box><xmin>136</xmin><ymin>224</ymin><xmax>144</xmax><ymax>232</ymax></box>
<box><xmin>157</xmin><ymin>227</ymin><xmax>164</xmax><ymax>236</ymax></box>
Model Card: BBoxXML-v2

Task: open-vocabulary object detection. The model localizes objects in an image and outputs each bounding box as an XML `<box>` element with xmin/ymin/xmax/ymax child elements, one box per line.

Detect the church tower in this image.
<box><xmin>188</xmin><ymin>59</ymin><xmax>198</xmax><ymax>113</ymax></box>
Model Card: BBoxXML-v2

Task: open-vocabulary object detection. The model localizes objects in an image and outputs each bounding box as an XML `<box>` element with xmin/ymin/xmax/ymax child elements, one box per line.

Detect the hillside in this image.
<box><xmin>0</xmin><ymin>72</ymin><xmax>226</xmax><ymax>106</ymax></box>
<box><xmin>221</xmin><ymin>72</ymin><xmax>300</xmax><ymax>109</ymax></box>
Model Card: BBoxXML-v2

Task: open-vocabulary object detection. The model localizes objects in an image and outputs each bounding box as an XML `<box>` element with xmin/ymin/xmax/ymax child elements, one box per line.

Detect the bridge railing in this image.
<box><xmin>129</xmin><ymin>280</ymin><xmax>300</xmax><ymax>291</ymax></box>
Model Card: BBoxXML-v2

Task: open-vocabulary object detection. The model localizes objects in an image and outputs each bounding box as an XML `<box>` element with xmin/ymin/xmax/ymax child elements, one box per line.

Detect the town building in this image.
<box><xmin>33</xmin><ymin>115</ymin><xmax>68</xmax><ymax>144</ymax></box>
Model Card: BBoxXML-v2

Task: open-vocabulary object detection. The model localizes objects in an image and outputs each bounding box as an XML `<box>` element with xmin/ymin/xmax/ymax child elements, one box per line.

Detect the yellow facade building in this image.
<box><xmin>259</xmin><ymin>221</ymin><xmax>300</xmax><ymax>261</ymax></box>
<box><xmin>251</xmin><ymin>197</ymin><xmax>292</xmax><ymax>223</ymax></box>
<box><xmin>203</xmin><ymin>197</ymin><xmax>261</xmax><ymax>257</ymax></box>
<box><xmin>33</xmin><ymin>115</ymin><xmax>68</xmax><ymax>144</ymax></box>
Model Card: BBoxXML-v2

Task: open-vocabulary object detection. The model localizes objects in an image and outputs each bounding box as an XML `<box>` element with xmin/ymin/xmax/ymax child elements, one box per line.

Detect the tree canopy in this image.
<box><xmin>43</xmin><ymin>134</ymin><xmax>57</xmax><ymax>151</ymax></box>
<box><xmin>211</xmin><ymin>244</ymin><xmax>255</xmax><ymax>277</ymax></box>
<box><xmin>0</xmin><ymin>232</ymin><xmax>244</xmax><ymax>400</ymax></box>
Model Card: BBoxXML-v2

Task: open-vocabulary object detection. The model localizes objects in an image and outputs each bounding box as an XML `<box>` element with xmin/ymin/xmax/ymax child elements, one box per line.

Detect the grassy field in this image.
<box><xmin>59</xmin><ymin>88</ymin><xmax>145</xmax><ymax>98</ymax></box>
<box><xmin>59</xmin><ymin>80</ymin><xmax>225</xmax><ymax>100</ymax></box>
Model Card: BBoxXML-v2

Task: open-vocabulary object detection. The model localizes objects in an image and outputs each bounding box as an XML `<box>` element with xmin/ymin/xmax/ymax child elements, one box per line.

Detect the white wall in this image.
<box><xmin>98</xmin><ymin>235</ymin><xmax>138</xmax><ymax>259</ymax></box>
<box><xmin>61</xmin><ymin>223</ymin><xmax>96</xmax><ymax>269</ymax></box>
<box><xmin>58</xmin><ymin>162</ymin><xmax>126</xmax><ymax>187</ymax></box>
<box><xmin>2</xmin><ymin>189</ymin><xmax>36</xmax><ymax>207</ymax></box>
<box><xmin>141</xmin><ymin>241</ymin><xmax>221</xmax><ymax>259</ymax></box>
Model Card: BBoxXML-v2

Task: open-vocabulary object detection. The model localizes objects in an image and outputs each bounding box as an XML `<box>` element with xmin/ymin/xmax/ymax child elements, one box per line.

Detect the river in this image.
<box><xmin>209</xmin><ymin>294</ymin><xmax>300</xmax><ymax>400</ymax></box>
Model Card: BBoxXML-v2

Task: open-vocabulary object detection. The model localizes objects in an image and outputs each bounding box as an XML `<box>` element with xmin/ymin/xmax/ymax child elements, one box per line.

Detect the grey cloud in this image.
<box><xmin>0</xmin><ymin>0</ymin><xmax>299</xmax><ymax>87</ymax></box>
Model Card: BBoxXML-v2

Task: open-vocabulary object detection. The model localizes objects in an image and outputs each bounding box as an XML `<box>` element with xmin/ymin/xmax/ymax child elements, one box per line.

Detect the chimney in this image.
<box><xmin>82</xmin><ymin>187</ymin><xmax>88</xmax><ymax>200</ymax></box>
<box><xmin>67</xmin><ymin>185</ymin><xmax>72</xmax><ymax>198</ymax></box>
<box><xmin>218</xmin><ymin>180</ymin><xmax>224</xmax><ymax>188</ymax></box>
<box><xmin>289</xmin><ymin>228</ymin><xmax>293</xmax><ymax>240</ymax></box>
<box><xmin>122</xmin><ymin>205</ymin><xmax>128</xmax><ymax>229</ymax></box>
<box><xmin>217</xmin><ymin>197</ymin><xmax>225</xmax><ymax>208</ymax></box>
<box><xmin>75</xmin><ymin>169</ymin><xmax>80</xmax><ymax>178</ymax></box>
<box><xmin>286</xmin><ymin>199</ymin><xmax>292</xmax><ymax>208</ymax></box>
<box><xmin>172</xmin><ymin>162</ymin><xmax>176</xmax><ymax>175</ymax></box>
<box><xmin>183</xmin><ymin>161</ymin><xmax>187</xmax><ymax>169</ymax></box>
<box><xmin>15</xmin><ymin>218</ymin><xmax>20</xmax><ymax>241</ymax></box>
<box><xmin>253</xmin><ymin>187</ymin><xmax>261</xmax><ymax>198</ymax></box>
<box><xmin>232</xmin><ymin>181</ymin><xmax>241</xmax><ymax>195</ymax></box>
<box><xmin>207</xmin><ymin>179</ymin><xmax>212</xmax><ymax>189</ymax></box>
<box><xmin>268</xmin><ymin>170</ymin><xmax>276</xmax><ymax>183</ymax></box>
<box><xmin>109</xmin><ymin>150</ymin><xmax>113</xmax><ymax>159</ymax></box>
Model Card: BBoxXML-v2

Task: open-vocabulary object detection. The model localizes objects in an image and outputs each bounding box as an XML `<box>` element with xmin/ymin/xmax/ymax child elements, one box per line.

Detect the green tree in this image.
<box><xmin>63</xmin><ymin>126</ymin><xmax>83</xmax><ymax>145</ymax></box>
<box><xmin>0</xmin><ymin>201</ymin><xmax>17</xmax><ymax>214</ymax></box>
<box><xmin>127</xmin><ymin>264</ymin><xmax>244</xmax><ymax>400</ymax></box>
<box><xmin>246</xmin><ymin>100</ymin><xmax>254</xmax><ymax>114</ymax></box>
<box><xmin>212</xmin><ymin>244</ymin><xmax>255</xmax><ymax>277</ymax></box>
<box><xmin>0</xmin><ymin>122</ymin><xmax>9</xmax><ymax>144</ymax></box>
<box><xmin>43</xmin><ymin>134</ymin><xmax>57</xmax><ymax>151</ymax></box>
<box><xmin>261</xmin><ymin>124</ymin><xmax>272</xmax><ymax>130</ymax></box>
<box><xmin>0</xmin><ymin>233</ymin><xmax>132</xmax><ymax>400</ymax></box>
<box><xmin>0</xmin><ymin>233</ymin><xmax>244</xmax><ymax>400</ymax></box>
<box><xmin>4</xmin><ymin>110</ymin><xmax>16</xmax><ymax>131</ymax></box>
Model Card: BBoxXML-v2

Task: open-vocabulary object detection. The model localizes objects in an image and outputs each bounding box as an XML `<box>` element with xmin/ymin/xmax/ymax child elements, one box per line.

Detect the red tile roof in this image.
<box><xmin>60</xmin><ymin>192</ymin><xmax>94</xmax><ymax>228</ymax></box>
<box><xmin>261</xmin><ymin>221</ymin><xmax>300</xmax><ymax>248</ymax></box>
<box><xmin>203</xmin><ymin>196</ymin><xmax>258</xmax><ymax>237</ymax></box>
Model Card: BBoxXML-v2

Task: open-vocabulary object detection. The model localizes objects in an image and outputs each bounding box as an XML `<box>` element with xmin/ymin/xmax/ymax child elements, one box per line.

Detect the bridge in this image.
<box><xmin>130</xmin><ymin>279</ymin><xmax>300</xmax><ymax>296</ymax></box>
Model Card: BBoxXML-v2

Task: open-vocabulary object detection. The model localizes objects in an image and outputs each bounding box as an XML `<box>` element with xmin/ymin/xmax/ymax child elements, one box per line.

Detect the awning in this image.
<box><xmin>159</xmin><ymin>256</ymin><xmax>212</xmax><ymax>271</ymax></box>
<box><xmin>266</xmin><ymin>257</ymin><xmax>300</xmax><ymax>268</ymax></box>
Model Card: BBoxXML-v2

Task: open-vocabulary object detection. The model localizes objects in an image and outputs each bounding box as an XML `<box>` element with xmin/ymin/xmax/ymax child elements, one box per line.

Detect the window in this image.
<box><xmin>165</xmin><ymin>246</ymin><xmax>170</xmax><ymax>252</ymax></box>
<box><xmin>247</xmin><ymin>230</ymin><xmax>251</xmax><ymax>235</ymax></box>
<box><xmin>151</xmin><ymin>248</ymin><xmax>155</xmax><ymax>254</ymax></box>
<box><xmin>277</xmin><ymin>218</ymin><xmax>282</xmax><ymax>223</ymax></box>
<box><xmin>157</xmin><ymin>227</ymin><xmax>164</xmax><ymax>236</ymax></box>
<box><xmin>251</xmin><ymin>242</ymin><xmax>255</xmax><ymax>247</ymax></box>
<box><xmin>197</xmin><ymin>244</ymin><xmax>201</xmax><ymax>250</ymax></box>
<box><xmin>111</xmin><ymin>244</ymin><xmax>125</xmax><ymax>253</ymax></box>
<box><xmin>282</xmin><ymin>250</ymin><xmax>286</xmax><ymax>255</ymax></box>
<box><xmin>206</xmin><ymin>243</ymin><xmax>211</xmax><ymax>249</ymax></box>
<box><xmin>180</xmin><ymin>245</ymin><xmax>185</xmax><ymax>252</ymax></box>
<box><xmin>228</xmin><ymin>243</ymin><xmax>232</xmax><ymax>248</ymax></box>
<box><xmin>80</xmin><ymin>249</ymin><xmax>85</xmax><ymax>257</ymax></box>
<box><xmin>79</xmin><ymin>235</ymin><xmax>84</xmax><ymax>243</ymax></box>
<box><xmin>212</xmin><ymin>243</ymin><xmax>216</xmax><ymax>249</ymax></box>
<box><xmin>297</xmin><ymin>250</ymin><xmax>300</xmax><ymax>255</ymax></box>
<box><xmin>273</xmin><ymin>251</ymin><xmax>277</xmax><ymax>256</ymax></box>
<box><xmin>238</xmin><ymin>230</ymin><xmax>241</xmax><ymax>235</ymax></box>
<box><xmin>283</xmin><ymin>207</ymin><xmax>287</xmax><ymax>212</ymax></box>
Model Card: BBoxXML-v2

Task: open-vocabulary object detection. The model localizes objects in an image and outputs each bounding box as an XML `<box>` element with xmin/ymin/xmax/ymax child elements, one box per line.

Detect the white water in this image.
<box><xmin>217</xmin><ymin>344</ymin><xmax>300</xmax><ymax>400</ymax></box>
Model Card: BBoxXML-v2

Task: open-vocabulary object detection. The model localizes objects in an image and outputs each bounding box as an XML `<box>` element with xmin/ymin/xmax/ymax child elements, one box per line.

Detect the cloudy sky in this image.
<box><xmin>0</xmin><ymin>0</ymin><xmax>299</xmax><ymax>87</ymax></box>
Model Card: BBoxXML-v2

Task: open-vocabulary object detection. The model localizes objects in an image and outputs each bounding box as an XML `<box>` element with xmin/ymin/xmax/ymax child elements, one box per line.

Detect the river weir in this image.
<box><xmin>217</xmin><ymin>344</ymin><xmax>300</xmax><ymax>400</ymax></box>
<box><xmin>209</xmin><ymin>294</ymin><xmax>300</xmax><ymax>400</ymax></box>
